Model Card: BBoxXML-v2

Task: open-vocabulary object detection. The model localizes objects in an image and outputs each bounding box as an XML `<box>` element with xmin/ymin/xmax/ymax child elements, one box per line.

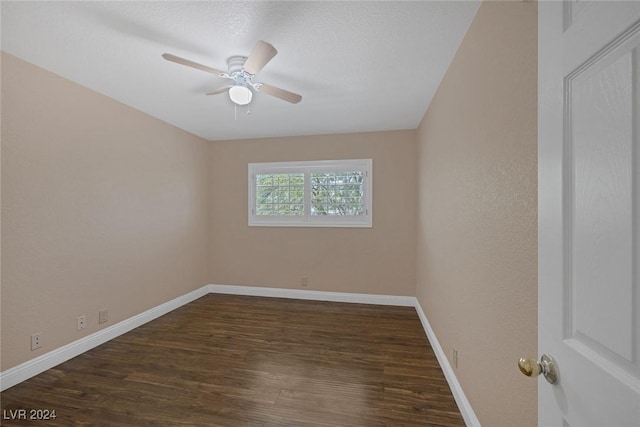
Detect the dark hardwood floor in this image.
<box><xmin>1</xmin><ymin>294</ymin><xmax>465</xmax><ymax>426</ymax></box>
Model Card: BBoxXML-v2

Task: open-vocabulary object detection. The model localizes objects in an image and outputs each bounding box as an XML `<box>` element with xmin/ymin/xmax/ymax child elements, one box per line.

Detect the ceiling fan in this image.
<box><xmin>162</xmin><ymin>40</ymin><xmax>302</xmax><ymax>106</ymax></box>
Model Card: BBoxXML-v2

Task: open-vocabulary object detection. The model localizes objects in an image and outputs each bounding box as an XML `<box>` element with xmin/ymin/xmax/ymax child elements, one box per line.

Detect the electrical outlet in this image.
<box><xmin>31</xmin><ymin>333</ymin><xmax>43</xmax><ymax>351</ymax></box>
<box><xmin>301</xmin><ymin>277</ymin><xmax>308</xmax><ymax>287</ymax></box>
<box><xmin>453</xmin><ymin>348</ymin><xmax>459</xmax><ymax>368</ymax></box>
<box><xmin>99</xmin><ymin>309</ymin><xmax>108</xmax><ymax>324</ymax></box>
<box><xmin>77</xmin><ymin>315</ymin><xmax>87</xmax><ymax>331</ymax></box>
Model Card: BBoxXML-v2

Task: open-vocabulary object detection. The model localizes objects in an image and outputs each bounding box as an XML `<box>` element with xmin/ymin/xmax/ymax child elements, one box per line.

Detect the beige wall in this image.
<box><xmin>1</xmin><ymin>53</ymin><xmax>210</xmax><ymax>369</ymax></box>
<box><xmin>209</xmin><ymin>131</ymin><xmax>417</xmax><ymax>296</ymax></box>
<box><xmin>416</xmin><ymin>1</ymin><xmax>538</xmax><ymax>426</ymax></box>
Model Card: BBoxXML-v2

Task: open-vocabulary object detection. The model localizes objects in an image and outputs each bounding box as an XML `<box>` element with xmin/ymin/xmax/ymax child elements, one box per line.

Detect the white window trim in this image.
<box><xmin>248</xmin><ymin>159</ymin><xmax>373</xmax><ymax>228</ymax></box>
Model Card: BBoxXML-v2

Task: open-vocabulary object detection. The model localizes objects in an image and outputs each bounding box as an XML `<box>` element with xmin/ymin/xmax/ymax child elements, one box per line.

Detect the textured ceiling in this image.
<box><xmin>1</xmin><ymin>1</ymin><xmax>479</xmax><ymax>141</ymax></box>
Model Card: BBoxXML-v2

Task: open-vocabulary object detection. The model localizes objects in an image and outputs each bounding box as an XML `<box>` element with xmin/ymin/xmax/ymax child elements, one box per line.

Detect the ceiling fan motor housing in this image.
<box><xmin>227</xmin><ymin>55</ymin><xmax>249</xmax><ymax>75</ymax></box>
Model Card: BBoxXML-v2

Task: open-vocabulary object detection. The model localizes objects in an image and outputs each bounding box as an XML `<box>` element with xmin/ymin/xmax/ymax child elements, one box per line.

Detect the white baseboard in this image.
<box><xmin>414</xmin><ymin>300</ymin><xmax>481</xmax><ymax>427</ymax></box>
<box><xmin>1</xmin><ymin>283</ymin><xmax>480</xmax><ymax>427</ymax></box>
<box><xmin>0</xmin><ymin>285</ymin><xmax>210</xmax><ymax>392</ymax></box>
<box><xmin>207</xmin><ymin>284</ymin><xmax>416</xmax><ymax>306</ymax></box>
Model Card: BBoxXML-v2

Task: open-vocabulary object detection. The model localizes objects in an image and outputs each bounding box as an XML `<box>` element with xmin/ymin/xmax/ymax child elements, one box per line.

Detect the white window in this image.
<box><xmin>248</xmin><ymin>159</ymin><xmax>372</xmax><ymax>227</ymax></box>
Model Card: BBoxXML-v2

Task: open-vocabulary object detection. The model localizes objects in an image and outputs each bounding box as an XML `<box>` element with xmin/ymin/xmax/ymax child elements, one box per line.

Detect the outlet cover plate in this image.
<box><xmin>99</xmin><ymin>309</ymin><xmax>108</xmax><ymax>324</ymax></box>
<box><xmin>31</xmin><ymin>333</ymin><xmax>43</xmax><ymax>351</ymax></box>
<box><xmin>77</xmin><ymin>315</ymin><xmax>87</xmax><ymax>330</ymax></box>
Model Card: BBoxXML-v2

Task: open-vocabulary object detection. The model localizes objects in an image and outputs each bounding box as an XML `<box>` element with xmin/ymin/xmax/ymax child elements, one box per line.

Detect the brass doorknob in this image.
<box><xmin>518</xmin><ymin>354</ymin><xmax>558</xmax><ymax>384</ymax></box>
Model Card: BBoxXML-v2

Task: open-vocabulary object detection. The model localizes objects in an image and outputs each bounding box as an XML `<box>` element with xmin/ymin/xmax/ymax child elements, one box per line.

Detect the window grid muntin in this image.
<box><xmin>310</xmin><ymin>171</ymin><xmax>365</xmax><ymax>216</ymax></box>
<box><xmin>255</xmin><ymin>172</ymin><xmax>305</xmax><ymax>216</ymax></box>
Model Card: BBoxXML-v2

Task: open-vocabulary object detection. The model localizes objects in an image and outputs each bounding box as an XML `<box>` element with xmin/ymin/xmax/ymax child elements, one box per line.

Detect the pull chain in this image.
<box><xmin>233</xmin><ymin>103</ymin><xmax>251</xmax><ymax>120</ymax></box>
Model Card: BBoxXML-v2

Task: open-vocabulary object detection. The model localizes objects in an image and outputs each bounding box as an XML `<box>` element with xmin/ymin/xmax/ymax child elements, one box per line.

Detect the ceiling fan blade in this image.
<box><xmin>206</xmin><ymin>86</ymin><xmax>232</xmax><ymax>96</ymax></box>
<box><xmin>243</xmin><ymin>40</ymin><xmax>278</xmax><ymax>75</ymax></box>
<box><xmin>257</xmin><ymin>83</ymin><xmax>302</xmax><ymax>104</ymax></box>
<box><xmin>162</xmin><ymin>53</ymin><xmax>227</xmax><ymax>77</ymax></box>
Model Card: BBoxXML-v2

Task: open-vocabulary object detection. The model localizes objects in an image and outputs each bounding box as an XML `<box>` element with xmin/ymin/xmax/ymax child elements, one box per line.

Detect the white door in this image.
<box><xmin>538</xmin><ymin>1</ymin><xmax>640</xmax><ymax>426</ymax></box>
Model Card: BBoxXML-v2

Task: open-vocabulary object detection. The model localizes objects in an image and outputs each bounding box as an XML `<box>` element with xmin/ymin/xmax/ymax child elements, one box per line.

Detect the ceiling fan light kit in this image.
<box><xmin>228</xmin><ymin>85</ymin><xmax>252</xmax><ymax>106</ymax></box>
<box><xmin>226</xmin><ymin>55</ymin><xmax>254</xmax><ymax>106</ymax></box>
<box><xmin>162</xmin><ymin>40</ymin><xmax>302</xmax><ymax>107</ymax></box>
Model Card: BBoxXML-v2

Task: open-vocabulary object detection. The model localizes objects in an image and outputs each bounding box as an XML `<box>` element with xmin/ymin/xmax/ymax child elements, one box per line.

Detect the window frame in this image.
<box><xmin>248</xmin><ymin>159</ymin><xmax>373</xmax><ymax>228</ymax></box>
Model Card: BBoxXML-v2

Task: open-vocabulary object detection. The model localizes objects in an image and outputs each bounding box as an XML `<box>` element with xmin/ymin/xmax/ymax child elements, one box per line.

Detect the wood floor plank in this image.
<box><xmin>1</xmin><ymin>294</ymin><xmax>464</xmax><ymax>426</ymax></box>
